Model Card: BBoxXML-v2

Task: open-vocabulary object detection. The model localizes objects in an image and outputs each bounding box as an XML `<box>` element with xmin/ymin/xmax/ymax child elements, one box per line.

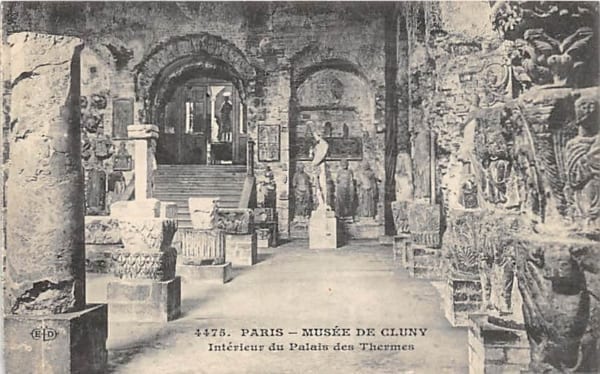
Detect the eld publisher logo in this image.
<box><xmin>31</xmin><ymin>327</ymin><xmax>58</xmax><ymax>341</ymax></box>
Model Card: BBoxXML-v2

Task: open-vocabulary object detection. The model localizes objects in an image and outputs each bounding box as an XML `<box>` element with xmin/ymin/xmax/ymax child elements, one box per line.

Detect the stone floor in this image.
<box><xmin>87</xmin><ymin>240</ymin><xmax>468</xmax><ymax>373</ymax></box>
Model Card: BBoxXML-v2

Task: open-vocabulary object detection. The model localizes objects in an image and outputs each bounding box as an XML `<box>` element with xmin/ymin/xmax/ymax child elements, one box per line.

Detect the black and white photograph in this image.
<box><xmin>1</xmin><ymin>1</ymin><xmax>599</xmax><ymax>373</ymax></box>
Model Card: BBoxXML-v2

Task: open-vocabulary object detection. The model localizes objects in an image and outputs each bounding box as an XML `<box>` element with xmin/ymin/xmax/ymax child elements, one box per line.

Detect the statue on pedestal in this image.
<box><xmin>310</xmin><ymin>124</ymin><xmax>332</xmax><ymax>212</ymax></box>
<box><xmin>292</xmin><ymin>164</ymin><xmax>312</xmax><ymax>219</ymax></box>
<box><xmin>335</xmin><ymin>159</ymin><xmax>355</xmax><ymax>218</ymax></box>
<box><xmin>258</xmin><ymin>166</ymin><xmax>277</xmax><ymax>209</ymax></box>
<box><xmin>357</xmin><ymin>161</ymin><xmax>378</xmax><ymax>218</ymax></box>
<box><xmin>395</xmin><ymin>153</ymin><xmax>413</xmax><ymax>202</ymax></box>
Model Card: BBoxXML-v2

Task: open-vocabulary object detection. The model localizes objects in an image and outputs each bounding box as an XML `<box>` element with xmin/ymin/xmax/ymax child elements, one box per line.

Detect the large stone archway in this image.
<box><xmin>134</xmin><ymin>33</ymin><xmax>257</xmax><ymax>124</ymax></box>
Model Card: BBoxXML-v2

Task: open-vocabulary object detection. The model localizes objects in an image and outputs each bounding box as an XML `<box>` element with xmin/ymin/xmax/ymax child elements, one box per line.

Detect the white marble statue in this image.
<box><xmin>310</xmin><ymin>123</ymin><xmax>332</xmax><ymax>212</ymax></box>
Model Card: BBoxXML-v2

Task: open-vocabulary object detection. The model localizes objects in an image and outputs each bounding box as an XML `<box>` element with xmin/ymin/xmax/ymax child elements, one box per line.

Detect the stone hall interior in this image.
<box><xmin>1</xmin><ymin>1</ymin><xmax>599</xmax><ymax>373</ymax></box>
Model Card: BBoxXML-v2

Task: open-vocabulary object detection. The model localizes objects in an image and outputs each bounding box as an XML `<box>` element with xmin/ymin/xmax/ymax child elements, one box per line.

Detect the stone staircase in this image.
<box><xmin>153</xmin><ymin>164</ymin><xmax>247</xmax><ymax>229</ymax></box>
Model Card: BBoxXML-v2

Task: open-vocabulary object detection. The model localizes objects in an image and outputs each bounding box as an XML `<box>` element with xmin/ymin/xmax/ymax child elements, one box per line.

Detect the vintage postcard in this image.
<box><xmin>1</xmin><ymin>1</ymin><xmax>599</xmax><ymax>373</ymax></box>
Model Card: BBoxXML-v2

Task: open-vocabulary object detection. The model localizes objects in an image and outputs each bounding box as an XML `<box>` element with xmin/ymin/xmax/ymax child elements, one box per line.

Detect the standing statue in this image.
<box><xmin>395</xmin><ymin>152</ymin><xmax>413</xmax><ymax>202</ymax></box>
<box><xmin>258</xmin><ymin>166</ymin><xmax>277</xmax><ymax>209</ymax></box>
<box><xmin>564</xmin><ymin>96</ymin><xmax>600</xmax><ymax>232</ymax></box>
<box><xmin>311</xmin><ymin>124</ymin><xmax>332</xmax><ymax>212</ymax></box>
<box><xmin>218</xmin><ymin>92</ymin><xmax>233</xmax><ymax>142</ymax></box>
<box><xmin>357</xmin><ymin>161</ymin><xmax>378</xmax><ymax>218</ymax></box>
<box><xmin>292</xmin><ymin>164</ymin><xmax>312</xmax><ymax>219</ymax></box>
<box><xmin>335</xmin><ymin>159</ymin><xmax>355</xmax><ymax>218</ymax></box>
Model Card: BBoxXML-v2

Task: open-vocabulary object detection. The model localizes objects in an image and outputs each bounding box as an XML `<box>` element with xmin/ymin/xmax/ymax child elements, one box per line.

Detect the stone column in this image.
<box><xmin>4</xmin><ymin>32</ymin><xmax>107</xmax><ymax>374</ymax></box>
<box><xmin>127</xmin><ymin>124</ymin><xmax>158</xmax><ymax>200</ymax></box>
<box><xmin>108</xmin><ymin>199</ymin><xmax>181</xmax><ymax>322</ymax></box>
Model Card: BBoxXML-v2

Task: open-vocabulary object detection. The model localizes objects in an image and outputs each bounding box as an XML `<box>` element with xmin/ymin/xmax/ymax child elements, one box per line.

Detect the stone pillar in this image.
<box><xmin>108</xmin><ymin>199</ymin><xmax>181</xmax><ymax>322</ymax></box>
<box><xmin>127</xmin><ymin>124</ymin><xmax>158</xmax><ymax>200</ymax></box>
<box><xmin>4</xmin><ymin>32</ymin><xmax>107</xmax><ymax>374</ymax></box>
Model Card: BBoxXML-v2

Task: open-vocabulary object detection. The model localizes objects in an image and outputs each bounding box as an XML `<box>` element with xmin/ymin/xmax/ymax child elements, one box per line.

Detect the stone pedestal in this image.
<box><xmin>226</xmin><ymin>233</ymin><xmax>258</xmax><ymax>266</ymax></box>
<box><xmin>107</xmin><ymin>277</ymin><xmax>181</xmax><ymax>322</ymax></box>
<box><xmin>393</xmin><ymin>234</ymin><xmax>412</xmax><ymax>267</ymax></box>
<box><xmin>309</xmin><ymin>208</ymin><xmax>338</xmax><ymax>249</ymax></box>
<box><xmin>5</xmin><ymin>304</ymin><xmax>108</xmax><ymax>374</ymax></box>
<box><xmin>177</xmin><ymin>263</ymin><xmax>233</xmax><ymax>284</ymax></box>
<box><xmin>444</xmin><ymin>274</ymin><xmax>482</xmax><ymax>327</ymax></box>
<box><xmin>468</xmin><ymin>314</ymin><xmax>530</xmax><ymax>374</ymax></box>
<box><xmin>174</xmin><ymin>227</ymin><xmax>231</xmax><ymax>282</ymax></box>
<box><xmin>256</xmin><ymin>222</ymin><xmax>278</xmax><ymax>249</ymax></box>
<box><xmin>108</xmin><ymin>199</ymin><xmax>181</xmax><ymax>322</ymax></box>
<box><xmin>408</xmin><ymin>246</ymin><xmax>444</xmax><ymax>279</ymax></box>
<box><xmin>342</xmin><ymin>218</ymin><xmax>381</xmax><ymax>239</ymax></box>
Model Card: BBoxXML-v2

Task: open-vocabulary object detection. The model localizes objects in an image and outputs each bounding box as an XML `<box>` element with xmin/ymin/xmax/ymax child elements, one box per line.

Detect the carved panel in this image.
<box><xmin>113</xmin><ymin>98</ymin><xmax>133</xmax><ymax>139</ymax></box>
<box><xmin>407</xmin><ymin>202</ymin><xmax>441</xmax><ymax>248</ymax></box>
<box><xmin>112</xmin><ymin>248</ymin><xmax>177</xmax><ymax>281</ymax></box>
<box><xmin>215</xmin><ymin>208</ymin><xmax>253</xmax><ymax>234</ymax></box>
<box><xmin>175</xmin><ymin>228</ymin><xmax>225</xmax><ymax>265</ymax></box>
<box><xmin>118</xmin><ymin>218</ymin><xmax>177</xmax><ymax>252</ymax></box>
<box><xmin>257</xmin><ymin>125</ymin><xmax>280</xmax><ymax>162</ymax></box>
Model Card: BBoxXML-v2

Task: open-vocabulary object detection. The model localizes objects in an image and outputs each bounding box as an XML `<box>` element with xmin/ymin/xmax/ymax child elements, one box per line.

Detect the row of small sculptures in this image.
<box><xmin>292</xmin><ymin>160</ymin><xmax>378</xmax><ymax>220</ymax></box>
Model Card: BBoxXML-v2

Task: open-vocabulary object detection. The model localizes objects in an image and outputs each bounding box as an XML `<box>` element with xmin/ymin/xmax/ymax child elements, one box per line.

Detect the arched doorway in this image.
<box><xmin>154</xmin><ymin>68</ymin><xmax>246</xmax><ymax>165</ymax></box>
<box><xmin>134</xmin><ymin>33</ymin><xmax>256</xmax><ymax>165</ymax></box>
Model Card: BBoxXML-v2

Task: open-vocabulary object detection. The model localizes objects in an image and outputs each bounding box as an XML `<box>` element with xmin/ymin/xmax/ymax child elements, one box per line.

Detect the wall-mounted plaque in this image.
<box><xmin>257</xmin><ymin>124</ymin><xmax>280</xmax><ymax>162</ymax></box>
<box><xmin>112</xmin><ymin>98</ymin><xmax>134</xmax><ymax>139</ymax></box>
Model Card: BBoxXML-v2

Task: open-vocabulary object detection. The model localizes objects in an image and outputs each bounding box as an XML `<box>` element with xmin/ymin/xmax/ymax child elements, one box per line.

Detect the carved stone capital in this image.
<box><xmin>112</xmin><ymin>248</ymin><xmax>177</xmax><ymax>281</ymax></box>
<box><xmin>118</xmin><ymin>217</ymin><xmax>177</xmax><ymax>253</ymax></box>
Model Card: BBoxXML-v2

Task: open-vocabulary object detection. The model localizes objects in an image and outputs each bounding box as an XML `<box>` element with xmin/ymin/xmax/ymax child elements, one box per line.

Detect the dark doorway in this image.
<box><xmin>156</xmin><ymin>77</ymin><xmax>247</xmax><ymax>165</ymax></box>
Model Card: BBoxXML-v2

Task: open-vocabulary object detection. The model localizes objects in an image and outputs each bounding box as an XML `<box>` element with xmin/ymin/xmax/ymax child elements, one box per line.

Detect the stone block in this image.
<box><xmin>118</xmin><ymin>218</ymin><xmax>177</xmax><ymax>253</ymax></box>
<box><xmin>85</xmin><ymin>216</ymin><xmax>121</xmax><ymax>244</ymax></box>
<box><xmin>408</xmin><ymin>247</ymin><xmax>444</xmax><ymax>280</ymax></box>
<box><xmin>189</xmin><ymin>197</ymin><xmax>218</xmax><ymax>230</ymax></box>
<box><xmin>290</xmin><ymin>218</ymin><xmax>309</xmax><ymax>239</ymax></box>
<box><xmin>309</xmin><ymin>210</ymin><xmax>338</xmax><ymax>249</ymax></box>
<box><xmin>4</xmin><ymin>304</ymin><xmax>107</xmax><ymax>374</ymax></box>
<box><xmin>391</xmin><ymin>201</ymin><xmax>410</xmax><ymax>234</ymax></box>
<box><xmin>468</xmin><ymin>314</ymin><xmax>530</xmax><ymax>374</ymax></box>
<box><xmin>107</xmin><ymin>277</ymin><xmax>181</xmax><ymax>323</ymax></box>
<box><xmin>254</xmin><ymin>207</ymin><xmax>275</xmax><ymax>224</ymax></box>
<box><xmin>445</xmin><ymin>275</ymin><xmax>482</xmax><ymax>327</ymax></box>
<box><xmin>226</xmin><ymin>233</ymin><xmax>258</xmax><ymax>266</ymax></box>
<box><xmin>112</xmin><ymin>248</ymin><xmax>177</xmax><ymax>281</ymax></box>
<box><xmin>160</xmin><ymin>202</ymin><xmax>178</xmax><ymax>219</ymax></box>
<box><xmin>216</xmin><ymin>208</ymin><xmax>253</xmax><ymax>234</ymax></box>
<box><xmin>175</xmin><ymin>228</ymin><xmax>226</xmax><ymax>265</ymax></box>
<box><xmin>177</xmin><ymin>262</ymin><xmax>233</xmax><ymax>284</ymax></box>
<box><xmin>85</xmin><ymin>244</ymin><xmax>121</xmax><ymax>273</ymax></box>
<box><xmin>342</xmin><ymin>218</ymin><xmax>381</xmax><ymax>239</ymax></box>
<box><xmin>393</xmin><ymin>234</ymin><xmax>412</xmax><ymax>267</ymax></box>
<box><xmin>407</xmin><ymin>202</ymin><xmax>441</xmax><ymax>248</ymax></box>
<box><xmin>127</xmin><ymin>124</ymin><xmax>159</xmax><ymax>139</ymax></box>
<box><xmin>111</xmin><ymin>198</ymin><xmax>161</xmax><ymax>218</ymax></box>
